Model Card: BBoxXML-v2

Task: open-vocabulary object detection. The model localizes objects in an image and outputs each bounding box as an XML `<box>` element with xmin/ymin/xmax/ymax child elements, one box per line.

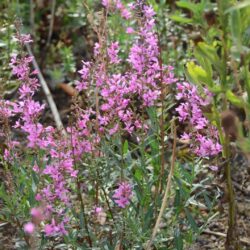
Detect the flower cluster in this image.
<box><xmin>3</xmin><ymin>0</ymin><xmax>180</xmax><ymax>238</ymax></box>
<box><xmin>0</xmin><ymin>100</ymin><xmax>14</xmax><ymax>120</ymax></box>
<box><xmin>0</xmin><ymin>100</ymin><xmax>16</xmax><ymax>160</ymax></box>
<box><xmin>76</xmin><ymin>1</ymin><xmax>177</xmax><ymax>138</ymax></box>
<box><xmin>175</xmin><ymin>82</ymin><xmax>222</xmax><ymax>157</ymax></box>
<box><xmin>7</xmin><ymin>35</ymin><xmax>85</xmax><ymax>236</ymax></box>
<box><xmin>113</xmin><ymin>182</ymin><xmax>133</xmax><ymax>208</ymax></box>
<box><xmin>23</xmin><ymin>206</ymin><xmax>46</xmax><ymax>234</ymax></box>
<box><xmin>9</xmin><ymin>48</ymin><xmax>49</xmax><ymax>149</ymax></box>
<box><xmin>102</xmin><ymin>0</ymin><xmax>131</xmax><ymax>19</ymax></box>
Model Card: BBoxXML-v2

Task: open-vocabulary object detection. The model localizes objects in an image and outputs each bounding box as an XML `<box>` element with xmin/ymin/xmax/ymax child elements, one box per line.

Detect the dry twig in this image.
<box><xmin>29</xmin><ymin>0</ymin><xmax>35</xmax><ymax>38</ymax></box>
<box><xmin>46</xmin><ymin>0</ymin><xmax>56</xmax><ymax>47</ymax></box>
<box><xmin>203</xmin><ymin>230</ymin><xmax>250</xmax><ymax>245</ymax></box>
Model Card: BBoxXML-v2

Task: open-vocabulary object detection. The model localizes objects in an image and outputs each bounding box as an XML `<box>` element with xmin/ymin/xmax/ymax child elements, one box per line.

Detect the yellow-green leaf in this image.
<box><xmin>226</xmin><ymin>90</ymin><xmax>245</xmax><ymax>108</ymax></box>
<box><xmin>186</xmin><ymin>61</ymin><xmax>213</xmax><ymax>87</ymax></box>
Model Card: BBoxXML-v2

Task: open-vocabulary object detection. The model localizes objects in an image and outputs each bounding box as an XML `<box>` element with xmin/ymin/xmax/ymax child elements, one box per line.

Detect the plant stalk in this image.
<box><xmin>146</xmin><ymin>119</ymin><xmax>176</xmax><ymax>250</ymax></box>
<box><xmin>224</xmin><ymin>137</ymin><xmax>240</xmax><ymax>250</ymax></box>
<box><xmin>217</xmin><ymin>1</ymin><xmax>240</xmax><ymax>248</ymax></box>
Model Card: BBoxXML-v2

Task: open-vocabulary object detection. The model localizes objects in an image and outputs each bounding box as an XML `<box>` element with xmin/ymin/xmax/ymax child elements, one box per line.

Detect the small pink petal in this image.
<box><xmin>24</xmin><ymin>222</ymin><xmax>35</xmax><ymax>234</ymax></box>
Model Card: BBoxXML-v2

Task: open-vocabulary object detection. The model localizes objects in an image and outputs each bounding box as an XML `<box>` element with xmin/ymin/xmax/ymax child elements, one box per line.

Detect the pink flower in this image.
<box><xmin>181</xmin><ymin>132</ymin><xmax>190</xmax><ymax>140</ymax></box>
<box><xmin>3</xmin><ymin>2</ymin><xmax>184</xmax><ymax>238</ymax></box>
<box><xmin>44</xmin><ymin>224</ymin><xmax>54</xmax><ymax>236</ymax></box>
<box><xmin>94</xmin><ymin>42</ymin><xmax>100</xmax><ymax>56</ymax></box>
<box><xmin>176</xmin><ymin>103</ymin><xmax>189</xmax><ymax>121</ymax></box>
<box><xmin>35</xmin><ymin>194</ymin><xmax>42</xmax><ymax>201</ymax></box>
<box><xmin>6</xmin><ymin>31</ymin><xmax>82</xmax><ymax>237</ymax></box>
<box><xmin>121</xmin><ymin>8</ymin><xmax>131</xmax><ymax>19</ymax></box>
<box><xmin>102</xmin><ymin>0</ymin><xmax>110</xmax><ymax>7</ymax></box>
<box><xmin>16</xmin><ymin>34</ymin><xmax>33</xmax><ymax>44</ymax></box>
<box><xmin>209</xmin><ymin>165</ymin><xmax>219</xmax><ymax>171</ymax></box>
<box><xmin>143</xmin><ymin>6</ymin><xmax>155</xmax><ymax>18</ymax></box>
<box><xmin>31</xmin><ymin>207</ymin><xmax>44</xmax><ymax>223</ymax></box>
<box><xmin>76</xmin><ymin>61</ymin><xmax>91</xmax><ymax>91</ymax></box>
<box><xmin>113</xmin><ymin>182</ymin><xmax>133</xmax><ymax>208</ymax></box>
<box><xmin>93</xmin><ymin>206</ymin><xmax>103</xmax><ymax>214</ymax></box>
<box><xmin>44</xmin><ymin>219</ymin><xmax>67</xmax><ymax>236</ymax></box>
<box><xmin>175</xmin><ymin>82</ymin><xmax>222</xmax><ymax>158</ymax></box>
<box><xmin>24</xmin><ymin>222</ymin><xmax>35</xmax><ymax>234</ymax></box>
<box><xmin>109</xmin><ymin>123</ymin><xmax>119</xmax><ymax>135</ymax></box>
<box><xmin>32</xmin><ymin>164</ymin><xmax>40</xmax><ymax>173</ymax></box>
<box><xmin>126</xmin><ymin>27</ymin><xmax>134</xmax><ymax>34</ymax></box>
<box><xmin>107</xmin><ymin>42</ymin><xmax>120</xmax><ymax>64</ymax></box>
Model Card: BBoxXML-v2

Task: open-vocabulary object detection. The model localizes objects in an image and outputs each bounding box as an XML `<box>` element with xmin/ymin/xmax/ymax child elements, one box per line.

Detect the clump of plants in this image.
<box><xmin>1</xmin><ymin>0</ymin><xmax>249</xmax><ymax>249</ymax></box>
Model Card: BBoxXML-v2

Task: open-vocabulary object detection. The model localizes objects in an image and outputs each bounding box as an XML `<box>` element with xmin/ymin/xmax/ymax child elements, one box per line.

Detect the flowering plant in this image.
<box><xmin>0</xmin><ymin>1</ymin><xmax>225</xmax><ymax>249</ymax></box>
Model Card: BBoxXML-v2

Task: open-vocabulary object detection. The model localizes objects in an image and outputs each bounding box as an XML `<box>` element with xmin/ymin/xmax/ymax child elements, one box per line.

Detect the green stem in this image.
<box><xmin>217</xmin><ymin>0</ymin><xmax>228</xmax><ymax>110</ymax></box>
<box><xmin>70</xmin><ymin>123</ymin><xmax>92</xmax><ymax>248</ymax></box>
<box><xmin>120</xmin><ymin>132</ymin><xmax>125</xmax><ymax>181</ymax></box>
<box><xmin>15</xmin><ymin>217</ymin><xmax>31</xmax><ymax>248</ymax></box>
<box><xmin>243</xmin><ymin>55</ymin><xmax>250</xmax><ymax>104</ymax></box>
<box><xmin>158</xmin><ymin>38</ymin><xmax>165</xmax><ymax>194</ymax></box>
<box><xmin>76</xmin><ymin>179</ymin><xmax>93</xmax><ymax>248</ymax></box>
<box><xmin>223</xmin><ymin>137</ymin><xmax>240</xmax><ymax>250</ymax></box>
<box><xmin>217</xmin><ymin>1</ymin><xmax>240</xmax><ymax>248</ymax></box>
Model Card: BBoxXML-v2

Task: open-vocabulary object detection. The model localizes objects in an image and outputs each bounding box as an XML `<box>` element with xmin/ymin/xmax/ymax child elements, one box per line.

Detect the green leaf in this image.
<box><xmin>147</xmin><ymin>0</ymin><xmax>159</xmax><ymax>11</ymax></box>
<box><xmin>207</xmin><ymin>85</ymin><xmax>222</xmax><ymax>94</ymax></box>
<box><xmin>225</xmin><ymin>1</ymin><xmax>250</xmax><ymax>13</ymax></box>
<box><xmin>31</xmin><ymin>181</ymin><xmax>37</xmax><ymax>193</ymax></box>
<box><xmin>143</xmin><ymin>205</ymin><xmax>154</xmax><ymax>232</ymax></box>
<box><xmin>180</xmin><ymin>167</ymin><xmax>193</xmax><ymax>183</ymax></box>
<box><xmin>79</xmin><ymin>210</ymin><xmax>84</xmax><ymax>230</ymax></box>
<box><xmin>148</xmin><ymin>135</ymin><xmax>160</xmax><ymax>171</ymax></box>
<box><xmin>174</xmin><ymin>189</ymin><xmax>182</xmax><ymax>215</ymax></box>
<box><xmin>184</xmin><ymin>208</ymin><xmax>199</xmax><ymax>233</ymax></box>
<box><xmin>203</xmin><ymin>192</ymin><xmax>212</xmax><ymax>210</ymax></box>
<box><xmin>123</xmin><ymin>140</ymin><xmax>128</xmax><ymax>155</ymax></box>
<box><xmin>0</xmin><ymin>41</ymin><xmax>6</xmax><ymax>47</ymax></box>
<box><xmin>230</xmin><ymin>9</ymin><xmax>242</xmax><ymax>51</ymax></box>
<box><xmin>134</xmin><ymin>168</ymin><xmax>143</xmax><ymax>182</ymax></box>
<box><xmin>195</xmin><ymin>42</ymin><xmax>223</xmax><ymax>76</ymax></box>
<box><xmin>194</xmin><ymin>49</ymin><xmax>213</xmax><ymax>79</ymax></box>
<box><xmin>174</xmin><ymin>228</ymin><xmax>183</xmax><ymax>250</ymax></box>
<box><xmin>147</xmin><ymin>107</ymin><xmax>159</xmax><ymax>132</ymax></box>
<box><xmin>226</xmin><ymin>90</ymin><xmax>245</xmax><ymax>108</ymax></box>
<box><xmin>186</xmin><ymin>61</ymin><xmax>213</xmax><ymax>87</ymax></box>
<box><xmin>170</xmin><ymin>15</ymin><xmax>193</xmax><ymax>24</ymax></box>
<box><xmin>174</xmin><ymin>177</ymin><xmax>190</xmax><ymax>200</ymax></box>
<box><xmin>176</xmin><ymin>1</ymin><xmax>198</xmax><ymax>12</ymax></box>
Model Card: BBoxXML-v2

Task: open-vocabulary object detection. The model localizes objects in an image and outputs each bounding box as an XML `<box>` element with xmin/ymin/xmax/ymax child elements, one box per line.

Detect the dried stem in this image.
<box><xmin>46</xmin><ymin>0</ymin><xmax>56</xmax><ymax>47</ymax></box>
<box><xmin>203</xmin><ymin>230</ymin><xmax>250</xmax><ymax>246</ymax></box>
<box><xmin>29</xmin><ymin>0</ymin><xmax>35</xmax><ymax>39</ymax></box>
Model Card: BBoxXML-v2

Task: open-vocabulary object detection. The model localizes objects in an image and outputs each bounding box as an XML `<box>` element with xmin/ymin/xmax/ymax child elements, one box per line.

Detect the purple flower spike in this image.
<box><xmin>113</xmin><ymin>182</ymin><xmax>133</xmax><ymax>208</ymax></box>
